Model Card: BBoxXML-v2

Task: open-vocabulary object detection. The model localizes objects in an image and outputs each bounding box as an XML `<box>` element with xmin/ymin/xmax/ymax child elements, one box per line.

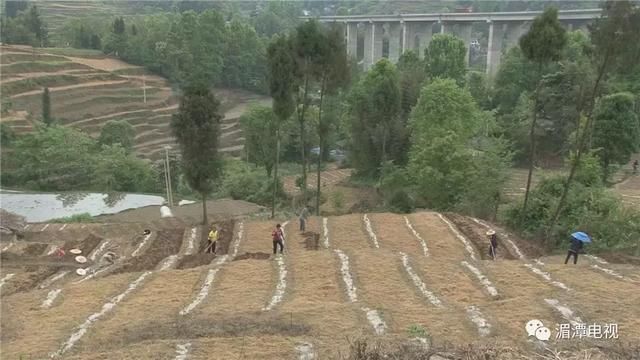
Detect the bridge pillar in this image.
<box><xmin>486</xmin><ymin>21</ymin><xmax>505</xmax><ymax>77</ymax></box>
<box><xmin>415</xmin><ymin>22</ymin><xmax>433</xmax><ymax>58</ymax></box>
<box><xmin>504</xmin><ymin>21</ymin><xmax>529</xmax><ymax>50</ymax></box>
<box><xmin>346</xmin><ymin>22</ymin><xmax>358</xmax><ymax>58</ymax></box>
<box><xmin>388</xmin><ymin>22</ymin><xmax>401</xmax><ymax>63</ymax></box>
<box><xmin>373</xmin><ymin>22</ymin><xmax>384</xmax><ymax>63</ymax></box>
<box><xmin>363</xmin><ymin>22</ymin><xmax>374</xmax><ymax>69</ymax></box>
<box><xmin>458</xmin><ymin>23</ymin><xmax>473</xmax><ymax>65</ymax></box>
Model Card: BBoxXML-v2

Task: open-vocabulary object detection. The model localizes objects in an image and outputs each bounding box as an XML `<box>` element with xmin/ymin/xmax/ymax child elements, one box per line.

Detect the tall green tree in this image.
<box><xmin>267</xmin><ymin>34</ymin><xmax>296</xmax><ymax>218</ymax></box>
<box><xmin>314</xmin><ymin>23</ymin><xmax>350</xmax><ymax>214</ymax></box>
<box><xmin>170</xmin><ymin>82</ymin><xmax>222</xmax><ymax>225</ymax></box>
<box><xmin>240</xmin><ymin>106</ymin><xmax>283</xmax><ymax>177</ymax></box>
<box><xmin>291</xmin><ymin>20</ymin><xmax>325</xmax><ymax>203</ymax></box>
<box><xmin>348</xmin><ymin>59</ymin><xmax>401</xmax><ymax>178</ymax></box>
<box><xmin>98</xmin><ymin>120</ymin><xmax>135</xmax><ymax>153</ymax></box>
<box><xmin>518</xmin><ymin>7</ymin><xmax>567</xmax><ymax>216</ymax></box>
<box><xmin>592</xmin><ymin>93</ymin><xmax>640</xmax><ymax>180</ymax></box>
<box><xmin>549</xmin><ymin>0</ymin><xmax>640</xmax><ymax>239</ymax></box>
<box><xmin>424</xmin><ymin>33</ymin><xmax>467</xmax><ymax>86</ymax></box>
<box><xmin>41</xmin><ymin>87</ymin><xmax>52</xmax><ymax>126</ymax></box>
<box><xmin>25</xmin><ymin>5</ymin><xmax>46</xmax><ymax>46</ymax></box>
<box><xmin>395</xmin><ymin>50</ymin><xmax>426</xmax><ymax>164</ymax></box>
<box><xmin>407</xmin><ymin>78</ymin><xmax>507</xmax><ymax>213</ymax></box>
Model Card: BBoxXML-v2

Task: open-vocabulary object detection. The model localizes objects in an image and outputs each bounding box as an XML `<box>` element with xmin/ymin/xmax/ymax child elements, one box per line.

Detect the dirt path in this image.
<box><xmin>64</xmin><ymin>56</ymin><xmax>141</xmax><ymax>72</ymax></box>
<box><xmin>368</xmin><ymin>213</ymin><xmax>426</xmax><ymax>255</ymax></box>
<box><xmin>10</xmin><ymin>80</ymin><xmax>129</xmax><ymax>99</ymax></box>
<box><xmin>80</xmin><ymin>269</ymin><xmax>203</xmax><ymax>352</ymax></box>
<box><xmin>280</xmin><ymin>216</ymin><xmax>361</xmax><ymax>357</ymax></box>
<box><xmin>0</xmin><ymin>272</ymin><xmax>137</xmax><ymax>359</ymax></box>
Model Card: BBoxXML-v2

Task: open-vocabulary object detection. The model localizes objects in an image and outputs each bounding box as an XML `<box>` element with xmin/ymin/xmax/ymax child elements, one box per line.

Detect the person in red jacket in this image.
<box><xmin>272</xmin><ymin>224</ymin><xmax>285</xmax><ymax>255</ymax></box>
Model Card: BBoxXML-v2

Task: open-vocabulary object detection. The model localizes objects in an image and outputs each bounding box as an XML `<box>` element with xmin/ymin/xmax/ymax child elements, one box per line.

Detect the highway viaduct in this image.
<box><xmin>305</xmin><ymin>9</ymin><xmax>601</xmax><ymax>76</ymax></box>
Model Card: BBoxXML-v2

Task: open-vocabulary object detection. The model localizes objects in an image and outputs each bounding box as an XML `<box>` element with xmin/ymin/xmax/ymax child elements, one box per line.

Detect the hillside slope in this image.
<box><xmin>1</xmin><ymin>212</ymin><xmax>638</xmax><ymax>359</ymax></box>
<box><xmin>1</xmin><ymin>45</ymin><xmax>269</xmax><ymax>160</ymax></box>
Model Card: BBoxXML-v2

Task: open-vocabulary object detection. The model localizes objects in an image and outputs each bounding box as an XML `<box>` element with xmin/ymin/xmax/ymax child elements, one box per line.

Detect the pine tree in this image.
<box><xmin>170</xmin><ymin>82</ymin><xmax>222</xmax><ymax>225</ymax></box>
<box><xmin>42</xmin><ymin>87</ymin><xmax>52</xmax><ymax>126</ymax></box>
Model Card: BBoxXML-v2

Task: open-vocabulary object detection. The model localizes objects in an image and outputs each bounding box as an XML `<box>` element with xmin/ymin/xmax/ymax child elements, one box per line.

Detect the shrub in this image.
<box><xmin>331</xmin><ymin>190</ymin><xmax>345</xmax><ymax>212</ymax></box>
<box><xmin>504</xmin><ymin>153</ymin><xmax>640</xmax><ymax>250</ymax></box>
<box><xmin>218</xmin><ymin>160</ymin><xmax>287</xmax><ymax>207</ymax></box>
<box><xmin>51</xmin><ymin>213</ymin><xmax>95</xmax><ymax>223</ymax></box>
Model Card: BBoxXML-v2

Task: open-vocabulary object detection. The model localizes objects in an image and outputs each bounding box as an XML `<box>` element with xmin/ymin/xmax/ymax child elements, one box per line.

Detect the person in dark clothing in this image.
<box><xmin>634</xmin><ymin>160</ymin><xmax>639</xmax><ymax>174</ymax></box>
<box><xmin>272</xmin><ymin>224</ymin><xmax>285</xmax><ymax>255</ymax></box>
<box><xmin>486</xmin><ymin>230</ymin><xmax>498</xmax><ymax>260</ymax></box>
<box><xmin>564</xmin><ymin>238</ymin><xmax>584</xmax><ymax>264</ymax></box>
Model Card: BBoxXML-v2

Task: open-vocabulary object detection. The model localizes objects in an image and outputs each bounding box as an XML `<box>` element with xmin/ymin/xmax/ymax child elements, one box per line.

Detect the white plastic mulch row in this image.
<box><xmin>544</xmin><ymin>298</ymin><xmax>583</xmax><ymax>327</ymax></box>
<box><xmin>524</xmin><ymin>264</ymin><xmax>571</xmax><ymax>291</ymax></box>
<box><xmin>461</xmin><ymin>261</ymin><xmax>499</xmax><ymax>298</ymax></box>
<box><xmin>322</xmin><ymin>217</ymin><xmax>330</xmax><ymax>248</ymax></box>
<box><xmin>400</xmin><ymin>253</ymin><xmax>443</xmax><ymax>307</ymax></box>
<box><xmin>174</xmin><ymin>342</ymin><xmax>191</xmax><ymax>360</ymax></box>
<box><xmin>471</xmin><ymin>218</ymin><xmax>525</xmax><ymax>259</ymax></box>
<box><xmin>263</xmin><ymin>221</ymin><xmax>289</xmax><ymax>311</ymax></box>
<box><xmin>296</xmin><ymin>342</ymin><xmax>316</xmax><ymax>360</ymax></box>
<box><xmin>585</xmin><ymin>254</ymin><xmax>608</xmax><ymax>264</ymax></box>
<box><xmin>404</xmin><ymin>216</ymin><xmax>429</xmax><ymax>256</ymax></box>
<box><xmin>1</xmin><ymin>243</ymin><xmax>14</xmax><ymax>253</ymax></box>
<box><xmin>131</xmin><ymin>232</ymin><xmax>153</xmax><ymax>257</ymax></box>
<box><xmin>41</xmin><ymin>289</ymin><xmax>62</xmax><ymax>309</ymax></box>
<box><xmin>0</xmin><ymin>273</ymin><xmax>15</xmax><ymax>289</ymax></box>
<box><xmin>466</xmin><ymin>305</ymin><xmax>492</xmax><ymax>337</ymax></box>
<box><xmin>590</xmin><ymin>264</ymin><xmax>633</xmax><ymax>282</ymax></box>
<box><xmin>88</xmin><ymin>239</ymin><xmax>111</xmax><ymax>261</ymax></box>
<box><xmin>184</xmin><ymin>227</ymin><xmax>197</xmax><ymax>256</ymax></box>
<box><xmin>437</xmin><ymin>214</ymin><xmax>477</xmax><ymax>260</ymax></box>
<box><xmin>158</xmin><ymin>255</ymin><xmax>179</xmax><ymax>271</ymax></box>
<box><xmin>41</xmin><ymin>224</ymin><xmax>50</xmax><ymax>231</ymax></box>
<box><xmin>179</xmin><ymin>221</ymin><xmax>244</xmax><ymax>316</ymax></box>
<box><xmin>39</xmin><ymin>271</ymin><xmax>70</xmax><ymax>289</ymax></box>
<box><xmin>362</xmin><ymin>214</ymin><xmax>380</xmax><ymax>248</ymax></box>
<box><xmin>180</xmin><ymin>269</ymin><xmax>220</xmax><ymax>316</ymax></box>
<box><xmin>334</xmin><ymin>249</ymin><xmax>387</xmax><ymax>335</ymax></box>
<box><xmin>59</xmin><ymin>224</ymin><xmax>68</xmax><ymax>231</ymax></box>
<box><xmin>52</xmin><ymin>271</ymin><xmax>153</xmax><ymax>358</ymax></box>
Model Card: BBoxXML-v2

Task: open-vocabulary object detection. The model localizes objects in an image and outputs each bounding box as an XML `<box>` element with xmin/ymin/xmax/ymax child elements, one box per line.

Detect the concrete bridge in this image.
<box><xmin>305</xmin><ymin>9</ymin><xmax>601</xmax><ymax>76</ymax></box>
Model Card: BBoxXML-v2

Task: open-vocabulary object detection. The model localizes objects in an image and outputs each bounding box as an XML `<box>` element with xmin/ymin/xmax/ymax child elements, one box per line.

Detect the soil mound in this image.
<box><xmin>176</xmin><ymin>220</ymin><xmax>235</xmax><ymax>269</ymax></box>
<box><xmin>115</xmin><ymin>228</ymin><xmax>183</xmax><ymax>274</ymax></box>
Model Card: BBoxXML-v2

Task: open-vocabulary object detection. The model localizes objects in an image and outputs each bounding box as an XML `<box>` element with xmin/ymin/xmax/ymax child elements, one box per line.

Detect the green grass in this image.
<box><xmin>50</xmin><ymin>212</ymin><xmax>95</xmax><ymax>223</ymax></box>
<box><xmin>0</xmin><ymin>53</ymin><xmax>68</xmax><ymax>64</ymax></box>
<box><xmin>1</xmin><ymin>73</ymin><xmax>122</xmax><ymax>97</ymax></box>
<box><xmin>40</xmin><ymin>47</ymin><xmax>104</xmax><ymax>57</ymax></box>
<box><xmin>0</xmin><ymin>61</ymin><xmax>89</xmax><ymax>75</ymax></box>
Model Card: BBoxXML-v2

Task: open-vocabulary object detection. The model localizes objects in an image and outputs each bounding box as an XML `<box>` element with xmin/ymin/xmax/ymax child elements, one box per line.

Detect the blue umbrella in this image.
<box><xmin>571</xmin><ymin>231</ymin><xmax>592</xmax><ymax>243</ymax></box>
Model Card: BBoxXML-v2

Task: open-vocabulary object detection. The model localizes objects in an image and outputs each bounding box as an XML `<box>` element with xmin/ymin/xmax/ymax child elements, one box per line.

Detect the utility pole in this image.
<box><xmin>164</xmin><ymin>146</ymin><xmax>173</xmax><ymax>207</ymax></box>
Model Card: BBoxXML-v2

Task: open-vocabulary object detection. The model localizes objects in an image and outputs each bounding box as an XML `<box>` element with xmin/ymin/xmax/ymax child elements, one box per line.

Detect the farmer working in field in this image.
<box><xmin>634</xmin><ymin>159</ymin><xmax>639</xmax><ymax>174</ymax></box>
<box><xmin>486</xmin><ymin>230</ymin><xmax>498</xmax><ymax>260</ymax></box>
<box><xmin>299</xmin><ymin>206</ymin><xmax>309</xmax><ymax>233</ymax></box>
<box><xmin>565</xmin><ymin>232</ymin><xmax>590</xmax><ymax>265</ymax></box>
<box><xmin>206</xmin><ymin>225</ymin><xmax>218</xmax><ymax>254</ymax></box>
<box><xmin>272</xmin><ymin>223</ymin><xmax>285</xmax><ymax>255</ymax></box>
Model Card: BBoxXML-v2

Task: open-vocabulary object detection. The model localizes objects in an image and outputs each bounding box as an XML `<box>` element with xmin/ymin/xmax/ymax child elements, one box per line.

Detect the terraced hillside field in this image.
<box><xmin>1</xmin><ymin>212</ymin><xmax>638</xmax><ymax>359</ymax></box>
<box><xmin>1</xmin><ymin>45</ymin><xmax>270</xmax><ymax>160</ymax></box>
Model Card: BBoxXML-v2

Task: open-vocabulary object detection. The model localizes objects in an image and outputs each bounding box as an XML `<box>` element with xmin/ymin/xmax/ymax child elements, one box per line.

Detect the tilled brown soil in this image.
<box><xmin>444</xmin><ymin>212</ymin><xmax>517</xmax><ymax>260</ymax></box>
<box><xmin>1</xmin><ymin>234</ymin><xmax>104</xmax><ymax>295</ymax></box>
<box><xmin>176</xmin><ymin>220</ymin><xmax>235</xmax><ymax>269</ymax></box>
<box><xmin>233</xmin><ymin>252</ymin><xmax>271</xmax><ymax>261</ymax></box>
<box><xmin>23</xmin><ymin>243</ymin><xmax>48</xmax><ymax>257</ymax></box>
<box><xmin>114</xmin><ymin>228</ymin><xmax>184</xmax><ymax>274</ymax></box>
<box><xmin>599</xmin><ymin>251</ymin><xmax>640</xmax><ymax>265</ymax></box>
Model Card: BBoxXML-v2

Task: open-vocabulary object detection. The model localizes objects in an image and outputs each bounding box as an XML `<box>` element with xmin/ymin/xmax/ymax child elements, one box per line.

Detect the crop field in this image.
<box><xmin>1</xmin><ymin>45</ymin><xmax>270</xmax><ymax>160</ymax></box>
<box><xmin>1</xmin><ymin>212</ymin><xmax>638</xmax><ymax>359</ymax></box>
